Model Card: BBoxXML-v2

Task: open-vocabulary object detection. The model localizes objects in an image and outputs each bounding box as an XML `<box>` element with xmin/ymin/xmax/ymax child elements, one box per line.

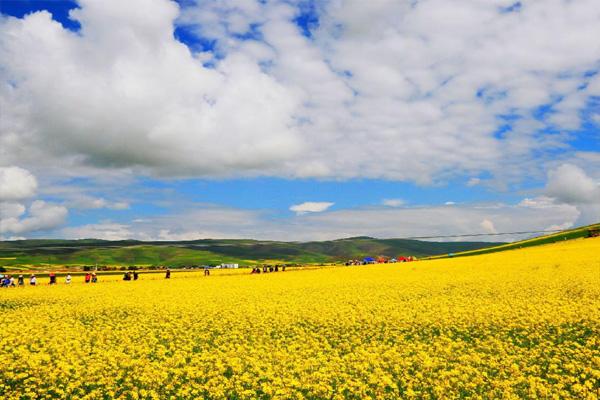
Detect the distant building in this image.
<box><xmin>220</xmin><ymin>263</ymin><xmax>239</xmax><ymax>269</ymax></box>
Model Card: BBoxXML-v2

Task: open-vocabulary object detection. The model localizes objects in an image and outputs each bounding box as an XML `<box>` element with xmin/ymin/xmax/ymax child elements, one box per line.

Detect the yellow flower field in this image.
<box><xmin>1</xmin><ymin>238</ymin><xmax>599</xmax><ymax>399</ymax></box>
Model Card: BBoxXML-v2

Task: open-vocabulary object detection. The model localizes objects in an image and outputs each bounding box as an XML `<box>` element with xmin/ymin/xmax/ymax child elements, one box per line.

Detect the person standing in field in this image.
<box><xmin>91</xmin><ymin>273</ymin><xmax>97</xmax><ymax>283</ymax></box>
<box><xmin>49</xmin><ymin>272</ymin><xmax>56</xmax><ymax>285</ymax></box>
<box><xmin>85</xmin><ymin>272</ymin><xmax>91</xmax><ymax>284</ymax></box>
<box><xmin>65</xmin><ymin>274</ymin><xmax>72</xmax><ymax>284</ymax></box>
<box><xmin>133</xmin><ymin>271</ymin><xmax>139</xmax><ymax>280</ymax></box>
<box><xmin>17</xmin><ymin>274</ymin><xmax>24</xmax><ymax>286</ymax></box>
<box><xmin>30</xmin><ymin>274</ymin><xmax>36</xmax><ymax>286</ymax></box>
<box><xmin>165</xmin><ymin>268</ymin><xmax>171</xmax><ymax>279</ymax></box>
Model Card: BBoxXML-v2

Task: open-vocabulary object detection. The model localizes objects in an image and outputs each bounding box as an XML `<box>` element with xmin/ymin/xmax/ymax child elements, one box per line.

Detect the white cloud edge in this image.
<box><xmin>289</xmin><ymin>201</ymin><xmax>334</xmax><ymax>215</ymax></box>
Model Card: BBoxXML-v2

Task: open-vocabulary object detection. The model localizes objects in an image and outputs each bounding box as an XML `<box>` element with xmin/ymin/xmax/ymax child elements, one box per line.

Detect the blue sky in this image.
<box><xmin>0</xmin><ymin>0</ymin><xmax>599</xmax><ymax>241</ymax></box>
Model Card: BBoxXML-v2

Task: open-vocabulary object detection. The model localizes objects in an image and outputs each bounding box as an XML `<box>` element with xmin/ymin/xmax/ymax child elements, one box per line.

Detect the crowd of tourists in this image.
<box><xmin>2</xmin><ymin>264</ymin><xmax>293</xmax><ymax>288</ymax></box>
<box><xmin>0</xmin><ymin>272</ymin><xmax>98</xmax><ymax>287</ymax></box>
<box><xmin>1</xmin><ymin>267</ymin><xmax>201</xmax><ymax>287</ymax></box>
<box><xmin>251</xmin><ymin>265</ymin><xmax>286</xmax><ymax>273</ymax></box>
<box><xmin>122</xmin><ymin>270</ymin><xmax>140</xmax><ymax>281</ymax></box>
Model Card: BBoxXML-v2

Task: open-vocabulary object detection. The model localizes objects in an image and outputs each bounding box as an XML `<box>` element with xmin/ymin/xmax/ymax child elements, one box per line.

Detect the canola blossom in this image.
<box><xmin>1</xmin><ymin>238</ymin><xmax>599</xmax><ymax>399</ymax></box>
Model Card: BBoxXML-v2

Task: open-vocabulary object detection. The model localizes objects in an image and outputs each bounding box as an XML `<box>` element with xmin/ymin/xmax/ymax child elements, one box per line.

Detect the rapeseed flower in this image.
<box><xmin>0</xmin><ymin>238</ymin><xmax>598</xmax><ymax>399</ymax></box>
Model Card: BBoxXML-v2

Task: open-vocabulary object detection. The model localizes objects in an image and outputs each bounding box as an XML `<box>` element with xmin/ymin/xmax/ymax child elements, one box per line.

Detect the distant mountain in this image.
<box><xmin>0</xmin><ymin>237</ymin><xmax>503</xmax><ymax>270</ymax></box>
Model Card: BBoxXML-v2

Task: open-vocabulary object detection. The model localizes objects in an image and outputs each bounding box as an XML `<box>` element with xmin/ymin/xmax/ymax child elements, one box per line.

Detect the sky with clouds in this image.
<box><xmin>0</xmin><ymin>0</ymin><xmax>599</xmax><ymax>241</ymax></box>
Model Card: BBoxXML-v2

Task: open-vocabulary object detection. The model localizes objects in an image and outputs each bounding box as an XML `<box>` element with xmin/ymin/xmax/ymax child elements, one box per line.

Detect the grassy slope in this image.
<box><xmin>0</xmin><ymin>237</ymin><xmax>503</xmax><ymax>270</ymax></box>
<box><xmin>3</xmin><ymin>223</ymin><xmax>598</xmax><ymax>270</ymax></box>
<box><xmin>424</xmin><ymin>222</ymin><xmax>600</xmax><ymax>260</ymax></box>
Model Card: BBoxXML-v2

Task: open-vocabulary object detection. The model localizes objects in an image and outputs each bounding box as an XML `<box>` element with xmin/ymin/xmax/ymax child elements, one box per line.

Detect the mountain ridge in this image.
<box><xmin>0</xmin><ymin>236</ymin><xmax>503</xmax><ymax>269</ymax></box>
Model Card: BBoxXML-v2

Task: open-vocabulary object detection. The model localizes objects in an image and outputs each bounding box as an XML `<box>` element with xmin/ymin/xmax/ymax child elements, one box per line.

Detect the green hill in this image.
<box><xmin>3</xmin><ymin>223</ymin><xmax>598</xmax><ymax>271</ymax></box>
<box><xmin>0</xmin><ymin>236</ymin><xmax>503</xmax><ymax>270</ymax></box>
<box><xmin>425</xmin><ymin>222</ymin><xmax>600</xmax><ymax>259</ymax></box>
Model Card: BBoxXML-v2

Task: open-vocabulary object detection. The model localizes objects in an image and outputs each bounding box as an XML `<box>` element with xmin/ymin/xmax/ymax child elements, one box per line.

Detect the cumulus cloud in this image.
<box><xmin>0</xmin><ymin>200</ymin><xmax>68</xmax><ymax>235</ymax></box>
<box><xmin>0</xmin><ymin>166</ymin><xmax>38</xmax><ymax>201</ymax></box>
<box><xmin>2</xmin><ymin>1</ymin><xmax>600</xmax><ymax>240</ymax></box>
<box><xmin>290</xmin><ymin>201</ymin><xmax>334</xmax><ymax>215</ymax></box>
<box><xmin>0</xmin><ymin>1</ymin><xmax>302</xmax><ymax>179</ymax></box>
<box><xmin>544</xmin><ymin>163</ymin><xmax>600</xmax><ymax>225</ymax></box>
<box><xmin>1</xmin><ymin>0</ymin><xmax>600</xmax><ymax>183</ymax></box>
<box><xmin>546</xmin><ymin>164</ymin><xmax>600</xmax><ymax>205</ymax></box>
<box><xmin>0</xmin><ymin>202</ymin><xmax>26</xmax><ymax>219</ymax></box>
<box><xmin>0</xmin><ymin>166</ymin><xmax>68</xmax><ymax>235</ymax></box>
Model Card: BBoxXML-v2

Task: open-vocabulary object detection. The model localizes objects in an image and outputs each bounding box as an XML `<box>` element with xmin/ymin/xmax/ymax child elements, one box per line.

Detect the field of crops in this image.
<box><xmin>1</xmin><ymin>238</ymin><xmax>599</xmax><ymax>399</ymax></box>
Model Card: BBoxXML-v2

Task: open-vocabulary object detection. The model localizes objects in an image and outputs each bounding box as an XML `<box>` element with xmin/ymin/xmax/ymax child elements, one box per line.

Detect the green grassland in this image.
<box><xmin>425</xmin><ymin>222</ymin><xmax>600</xmax><ymax>259</ymax></box>
<box><xmin>3</xmin><ymin>223</ymin><xmax>598</xmax><ymax>271</ymax></box>
<box><xmin>0</xmin><ymin>236</ymin><xmax>503</xmax><ymax>271</ymax></box>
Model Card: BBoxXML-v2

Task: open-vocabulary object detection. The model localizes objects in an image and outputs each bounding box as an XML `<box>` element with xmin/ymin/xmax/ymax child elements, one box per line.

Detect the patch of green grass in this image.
<box><xmin>425</xmin><ymin>222</ymin><xmax>600</xmax><ymax>260</ymax></box>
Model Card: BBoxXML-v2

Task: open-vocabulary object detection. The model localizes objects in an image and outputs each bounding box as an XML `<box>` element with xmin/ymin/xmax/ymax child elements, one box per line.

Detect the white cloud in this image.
<box><xmin>127</xmin><ymin>205</ymin><xmax>267</xmax><ymax>240</ymax></box>
<box><xmin>290</xmin><ymin>201</ymin><xmax>334</xmax><ymax>215</ymax></box>
<box><xmin>156</xmin><ymin>229</ymin><xmax>209</xmax><ymax>241</ymax></box>
<box><xmin>0</xmin><ymin>166</ymin><xmax>38</xmax><ymax>201</ymax></box>
<box><xmin>0</xmin><ymin>2</ymin><xmax>302</xmax><ymax>179</ymax></box>
<box><xmin>382</xmin><ymin>198</ymin><xmax>405</xmax><ymax>207</ymax></box>
<box><xmin>480</xmin><ymin>219</ymin><xmax>497</xmax><ymax>234</ymax></box>
<box><xmin>0</xmin><ymin>200</ymin><xmax>68</xmax><ymax>235</ymax></box>
<box><xmin>1</xmin><ymin>0</ymin><xmax>599</xmax><ymax>241</ymax></box>
<box><xmin>112</xmin><ymin>202</ymin><xmax>130</xmax><ymax>210</ymax></box>
<box><xmin>546</xmin><ymin>164</ymin><xmax>600</xmax><ymax>205</ymax></box>
<box><xmin>543</xmin><ymin>163</ymin><xmax>600</xmax><ymax>225</ymax></box>
<box><xmin>0</xmin><ymin>236</ymin><xmax>26</xmax><ymax>241</ymax></box>
<box><xmin>62</xmin><ymin>222</ymin><xmax>133</xmax><ymax>240</ymax></box>
<box><xmin>68</xmin><ymin>199</ymin><xmax>578</xmax><ymax>242</ymax></box>
<box><xmin>467</xmin><ymin>178</ymin><xmax>481</xmax><ymax>187</ymax></box>
<box><xmin>68</xmin><ymin>195</ymin><xmax>130</xmax><ymax>210</ymax></box>
<box><xmin>281</xmin><ymin>202</ymin><xmax>578</xmax><ymax>242</ymax></box>
<box><xmin>545</xmin><ymin>221</ymin><xmax>575</xmax><ymax>232</ymax></box>
<box><xmin>0</xmin><ymin>167</ymin><xmax>68</xmax><ymax>235</ymax></box>
<box><xmin>519</xmin><ymin>196</ymin><xmax>558</xmax><ymax>209</ymax></box>
<box><xmin>1</xmin><ymin>0</ymin><xmax>600</xmax><ymax>184</ymax></box>
<box><xmin>0</xmin><ymin>202</ymin><xmax>26</xmax><ymax>219</ymax></box>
